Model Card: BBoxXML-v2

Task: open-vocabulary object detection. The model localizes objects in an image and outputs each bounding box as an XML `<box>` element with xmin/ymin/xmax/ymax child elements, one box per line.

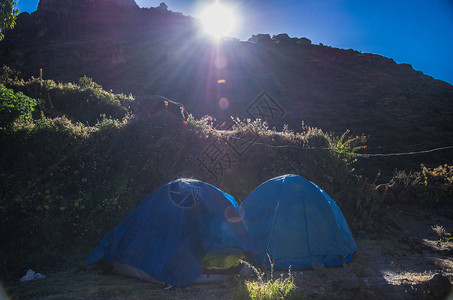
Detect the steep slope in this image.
<box><xmin>1</xmin><ymin>0</ymin><xmax>452</xmax><ymax>177</ymax></box>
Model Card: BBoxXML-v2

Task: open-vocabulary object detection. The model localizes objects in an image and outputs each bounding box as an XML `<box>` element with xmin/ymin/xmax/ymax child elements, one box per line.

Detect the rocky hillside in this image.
<box><xmin>1</xmin><ymin>0</ymin><xmax>453</xmax><ymax>178</ymax></box>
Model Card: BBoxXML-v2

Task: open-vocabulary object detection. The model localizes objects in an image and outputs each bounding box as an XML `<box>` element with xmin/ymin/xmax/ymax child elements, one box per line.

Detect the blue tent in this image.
<box><xmin>241</xmin><ymin>174</ymin><xmax>357</xmax><ymax>270</ymax></box>
<box><xmin>85</xmin><ymin>179</ymin><xmax>251</xmax><ymax>287</ymax></box>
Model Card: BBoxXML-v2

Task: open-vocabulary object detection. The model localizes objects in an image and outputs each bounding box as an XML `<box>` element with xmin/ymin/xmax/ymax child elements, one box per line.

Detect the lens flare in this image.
<box><xmin>200</xmin><ymin>2</ymin><xmax>235</xmax><ymax>39</ymax></box>
<box><xmin>218</xmin><ymin>97</ymin><xmax>229</xmax><ymax>110</ymax></box>
<box><xmin>224</xmin><ymin>205</ymin><xmax>245</xmax><ymax>223</ymax></box>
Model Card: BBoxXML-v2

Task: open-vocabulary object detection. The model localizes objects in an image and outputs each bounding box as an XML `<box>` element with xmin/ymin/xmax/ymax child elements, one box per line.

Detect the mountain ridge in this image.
<box><xmin>1</xmin><ymin>0</ymin><xmax>452</xmax><ymax>177</ymax></box>
<box><xmin>37</xmin><ymin>0</ymin><xmax>140</xmax><ymax>11</ymax></box>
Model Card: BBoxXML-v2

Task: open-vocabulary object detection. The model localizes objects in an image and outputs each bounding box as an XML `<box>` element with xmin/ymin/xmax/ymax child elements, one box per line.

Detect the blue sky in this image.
<box><xmin>16</xmin><ymin>0</ymin><xmax>453</xmax><ymax>84</ymax></box>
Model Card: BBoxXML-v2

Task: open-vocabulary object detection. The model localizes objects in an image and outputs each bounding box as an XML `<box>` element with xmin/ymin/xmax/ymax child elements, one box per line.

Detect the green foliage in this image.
<box><xmin>0</xmin><ymin>0</ymin><xmax>18</xmax><ymax>41</ymax></box>
<box><xmin>234</xmin><ymin>279</ymin><xmax>299</xmax><ymax>300</ymax></box>
<box><xmin>184</xmin><ymin>114</ymin><xmax>216</xmax><ymax>135</ymax></box>
<box><xmin>333</xmin><ymin>129</ymin><xmax>367</xmax><ymax>167</ymax></box>
<box><xmin>95</xmin><ymin>113</ymin><xmax>131</xmax><ymax>131</ymax></box>
<box><xmin>0</xmin><ymin>83</ymin><xmax>37</xmax><ymax>128</ymax></box>
<box><xmin>420</xmin><ymin>163</ymin><xmax>453</xmax><ymax>186</ymax></box>
<box><xmin>431</xmin><ymin>225</ymin><xmax>452</xmax><ymax>242</ymax></box>
<box><xmin>182</xmin><ymin>116</ymin><xmax>363</xmax><ymax>207</ymax></box>
<box><xmin>233</xmin><ymin>260</ymin><xmax>299</xmax><ymax>300</ymax></box>
<box><xmin>387</xmin><ymin>164</ymin><xmax>453</xmax><ymax>207</ymax></box>
<box><xmin>0</xmin><ymin>65</ymin><xmax>18</xmax><ymax>84</ymax></box>
<box><xmin>186</xmin><ymin>113</ymin><xmax>214</xmax><ymax>135</ymax></box>
<box><xmin>6</xmin><ymin>75</ymin><xmax>134</xmax><ymax>125</ymax></box>
<box><xmin>231</xmin><ymin>118</ymin><xmax>271</xmax><ymax>135</ymax></box>
<box><xmin>299</xmin><ymin>121</ymin><xmax>332</xmax><ymax>148</ymax></box>
<box><xmin>78</xmin><ymin>75</ymin><xmax>102</xmax><ymax>90</ymax></box>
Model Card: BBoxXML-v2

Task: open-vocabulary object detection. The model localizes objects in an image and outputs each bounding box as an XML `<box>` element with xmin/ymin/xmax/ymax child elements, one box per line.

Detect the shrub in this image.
<box><xmin>0</xmin><ymin>83</ymin><xmax>37</xmax><ymax>128</ymax></box>
<box><xmin>0</xmin><ymin>109</ymin><xmax>194</xmax><ymax>276</ymax></box>
<box><xmin>5</xmin><ymin>76</ymin><xmax>134</xmax><ymax>125</ymax></box>
<box><xmin>415</xmin><ymin>164</ymin><xmax>453</xmax><ymax>206</ymax></box>
<box><xmin>0</xmin><ymin>65</ymin><xmax>19</xmax><ymax>84</ymax></box>
<box><xmin>332</xmin><ymin>129</ymin><xmax>367</xmax><ymax>167</ymax></box>
<box><xmin>383</xmin><ymin>164</ymin><xmax>453</xmax><ymax>207</ymax></box>
<box><xmin>78</xmin><ymin>75</ymin><xmax>102</xmax><ymax>90</ymax></box>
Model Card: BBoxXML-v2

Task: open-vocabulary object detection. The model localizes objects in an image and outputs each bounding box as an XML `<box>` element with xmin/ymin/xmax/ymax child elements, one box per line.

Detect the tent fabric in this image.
<box><xmin>241</xmin><ymin>174</ymin><xmax>357</xmax><ymax>270</ymax></box>
<box><xmin>85</xmin><ymin>179</ymin><xmax>251</xmax><ymax>287</ymax></box>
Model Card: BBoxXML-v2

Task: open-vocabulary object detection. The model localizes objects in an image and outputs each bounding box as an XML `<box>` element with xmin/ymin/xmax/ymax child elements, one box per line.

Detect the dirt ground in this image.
<box><xmin>3</xmin><ymin>206</ymin><xmax>452</xmax><ymax>300</ymax></box>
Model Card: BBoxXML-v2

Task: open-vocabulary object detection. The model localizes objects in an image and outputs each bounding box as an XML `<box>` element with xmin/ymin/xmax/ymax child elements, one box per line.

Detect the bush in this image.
<box><xmin>414</xmin><ymin>164</ymin><xmax>453</xmax><ymax>206</ymax></box>
<box><xmin>78</xmin><ymin>75</ymin><xmax>102</xmax><ymax>90</ymax></box>
<box><xmin>0</xmin><ymin>110</ymin><xmax>193</xmax><ymax>277</ymax></box>
<box><xmin>332</xmin><ymin>129</ymin><xmax>367</xmax><ymax>167</ymax></box>
<box><xmin>381</xmin><ymin>164</ymin><xmax>453</xmax><ymax>207</ymax></box>
<box><xmin>5</xmin><ymin>76</ymin><xmax>134</xmax><ymax>125</ymax></box>
<box><xmin>0</xmin><ymin>83</ymin><xmax>37</xmax><ymax>128</ymax></box>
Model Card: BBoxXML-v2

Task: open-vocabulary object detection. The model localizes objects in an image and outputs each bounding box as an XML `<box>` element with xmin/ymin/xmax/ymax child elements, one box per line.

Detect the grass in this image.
<box><xmin>232</xmin><ymin>260</ymin><xmax>300</xmax><ymax>300</ymax></box>
<box><xmin>233</xmin><ymin>278</ymin><xmax>299</xmax><ymax>300</ymax></box>
<box><xmin>386</xmin><ymin>271</ymin><xmax>436</xmax><ymax>285</ymax></box>
<box><xmin>431</xmin><ymin>225</ymin><xmax>453</xmax><ymax>242</ymax></box>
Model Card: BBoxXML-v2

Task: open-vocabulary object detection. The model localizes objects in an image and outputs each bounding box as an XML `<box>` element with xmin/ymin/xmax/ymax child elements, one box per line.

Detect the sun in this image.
<box><xmin>200</xmin><ymin>2</ymin><xmax>235</xmax><ymax>39</ymax></box>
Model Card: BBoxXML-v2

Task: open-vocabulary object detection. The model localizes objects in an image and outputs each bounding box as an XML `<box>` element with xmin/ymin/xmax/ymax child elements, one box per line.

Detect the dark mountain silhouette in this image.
<box><xmin>1</xmin><ymin>0</ymin><xmax>452</xmax><ymax>177</ymax></box>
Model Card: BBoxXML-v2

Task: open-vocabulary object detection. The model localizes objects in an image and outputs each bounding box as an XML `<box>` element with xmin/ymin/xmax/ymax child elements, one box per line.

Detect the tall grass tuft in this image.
<box><xmin>233</xmin><ymin>259</ymin><xmax>300</xmax><ymax>300</ymax></box>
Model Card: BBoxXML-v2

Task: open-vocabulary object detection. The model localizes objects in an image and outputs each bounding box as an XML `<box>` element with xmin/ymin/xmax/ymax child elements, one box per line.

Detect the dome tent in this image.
<box><xmin>85</xmin><ymin>179</ymin><xmax>251</xmax><ymax>287</ymax></box>
<box><xmin>241</xmin><ymin>174</ymin><xmax>357</xmax><ymax>270</ymax></box>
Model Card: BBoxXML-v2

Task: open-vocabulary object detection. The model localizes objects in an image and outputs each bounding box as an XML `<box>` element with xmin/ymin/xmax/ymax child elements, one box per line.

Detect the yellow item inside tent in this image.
<box><xmin>202</xmin><ymin>248</ymin><xmax>244</xmax><ymax>270</ymax></box>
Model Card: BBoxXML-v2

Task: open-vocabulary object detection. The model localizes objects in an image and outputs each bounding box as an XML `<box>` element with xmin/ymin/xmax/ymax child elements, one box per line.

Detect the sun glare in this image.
<box><xmin>200</xmin><ymin>2</ymin><xmax>235</xmax><ymax>39</ymax></box>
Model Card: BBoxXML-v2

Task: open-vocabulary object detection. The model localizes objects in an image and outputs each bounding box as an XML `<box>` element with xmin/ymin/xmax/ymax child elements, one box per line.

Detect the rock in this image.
<box><xmin>19</xmin><ymin>269</ymin><xmax>46</xmax><ymax>282</ymax></box>
<box><xmin>426</xmin><ymin>273</ymin><xmax>452</xmax><ymax>298</ymax></box>
<box><xmin>296</xmin><ymin>37</ymin><xmax>312</xmax><ymax>46</ymax></box>
<box><xmin>157</xmin><ymin>2</ymin><xmax>168</xmax><ymax>11</ymax></box>
<box><xmin>248</xmin><ymin>34</ymin><xmax>272</xmax><ymax>44</ymax></box>
<box><xmin>272</xmin><ymin>33</ymin><xmax>296</xmax><ymax>45</ymax></box>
